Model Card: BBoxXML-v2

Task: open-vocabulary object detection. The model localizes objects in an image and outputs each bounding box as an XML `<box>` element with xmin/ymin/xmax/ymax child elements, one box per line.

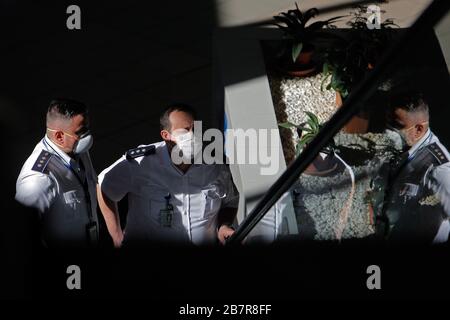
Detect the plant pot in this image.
<box><xmin>304</xmin><ymin>151</ymin><xmax>339</xmax><ymax>176</ymax></box>
<box><xmin>285</xmin><ymin>64</ymin><xmax>317</xmax><ymax>77</ymax></box>
<box><xmin>285</xmin><ymin>45</ymin><xmax>316</xmax><ymax>77</ymax></box>
<box><xmin>336</xmin><ymin>90</ymin><xmax>343</xmax><ymax>107</ymax></box>
<box><xmin>335</xmin><ymin>91</ymin><xmax>369</xmax><ymax>134</ymax></box>
<box><xmin>294</xmin><ymin>42</ymin><xmax>315</xmax><ymax>65</ymax></box>
<box><xmin>276</xmin><ymin>43</ymin><xmax>317</xmax><ymax>77</ymax></box>
<box><xmin>296</xmin><ymin>49</ymin><xmax>314</xmax><ymax>65</ymax></box>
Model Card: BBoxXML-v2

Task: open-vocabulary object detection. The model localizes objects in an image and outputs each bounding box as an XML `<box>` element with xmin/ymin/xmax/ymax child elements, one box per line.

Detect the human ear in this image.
<box><xmin>54</xmin><ymin>130</ymin><xmax>65</xmax><ymax>145</ymax></box>
<box><xmin>160</xmin><ymin>130</ymin><xmax>171</xmax><ymax>141</ymax></box>
<box><xmin>416</xmin><ymin>123</ymin><xmax>425</xmax><ymax>137</ymax></box>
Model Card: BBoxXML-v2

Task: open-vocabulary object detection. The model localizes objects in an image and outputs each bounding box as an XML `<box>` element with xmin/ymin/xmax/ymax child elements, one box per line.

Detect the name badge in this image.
<box><xmin>399</xmin><ymin>183</ymin><xmax>419</xmax><ymax>203</ymax></box>
<box><xmin>160</xmin><ymin>193</ymin><xmax>173</xmax><ymax>227</ymax></box>
<box><xmin>63</xmin><ymin>190</ymin><xmax>81</xmax><ymax>210</ymax></box>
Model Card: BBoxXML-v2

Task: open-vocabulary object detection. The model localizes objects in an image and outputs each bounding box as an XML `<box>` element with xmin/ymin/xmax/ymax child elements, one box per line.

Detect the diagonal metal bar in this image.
<box><xmin>226</xmin><ymin>0</ymin><xmax>450</xmax><ymax>245</ymax></box>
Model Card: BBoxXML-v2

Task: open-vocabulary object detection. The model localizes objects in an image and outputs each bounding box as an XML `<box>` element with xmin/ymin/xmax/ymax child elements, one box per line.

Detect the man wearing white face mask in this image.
<box><xmin>15</xmin><ymin>99</ymin><xmax>99</xmax><ymax>247</ymax></box>
<box><xmin>97</xmin><ymin>104</ymin><xmax>238</xmax><ymax>247</ymax></box>
<box><xmin>377</xmin><ymin>93</ymin><xmax>450</xmax><ymax>244</ymax></box>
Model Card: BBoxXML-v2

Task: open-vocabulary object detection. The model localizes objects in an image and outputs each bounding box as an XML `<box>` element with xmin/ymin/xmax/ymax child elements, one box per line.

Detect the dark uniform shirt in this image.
<box><xmin>15</xmin><ymin>136</ymin><xmax>99</xmax><ymax>247</ymax></box>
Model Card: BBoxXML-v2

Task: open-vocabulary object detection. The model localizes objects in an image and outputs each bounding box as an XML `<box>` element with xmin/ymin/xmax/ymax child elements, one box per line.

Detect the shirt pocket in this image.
<box><xmin>62</xmin><ymin>189</ymin><xmax>86</xmax><ymax>220</ymax></box>
<box><xmin>201</xmin><ymin>185</ymin><xmax>226</xmax><ymax>219</ymax></box>
<box><xmin>139</xmin><ymin>186</ymin><xmax>170</xmax><ymax>222</ymax></box>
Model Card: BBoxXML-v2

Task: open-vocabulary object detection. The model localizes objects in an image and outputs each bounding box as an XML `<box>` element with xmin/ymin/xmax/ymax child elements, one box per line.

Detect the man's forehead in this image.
<box><xmin>169</xmin><ymin>110</ymin><xmax>194</xmax><ymax>121</ymax></box>
<box><xmin>71</xmin><ymin>114</ymin><xmax>89</xmax><ymax>130</ymax></box>
<box><xmin>394</xmin><ymin>108</ymin><xmax>413</xmax><ymax>123</ymax></box>
<box><xmin>386</xmin><ymin>108</ymin><xmax>408</xmax><ymax>129</ymax></box>
<box><xmin>169</xmin><ymin>111</ymin><xmax>193</xmax><ymax>128</ymax></box>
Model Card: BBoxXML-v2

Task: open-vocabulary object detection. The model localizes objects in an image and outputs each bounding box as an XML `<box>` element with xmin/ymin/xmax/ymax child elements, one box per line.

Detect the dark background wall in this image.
<box><xmin>0</xmin><ymin>0</ymin><xmax>219</xmax><ymax>299</ymax></box>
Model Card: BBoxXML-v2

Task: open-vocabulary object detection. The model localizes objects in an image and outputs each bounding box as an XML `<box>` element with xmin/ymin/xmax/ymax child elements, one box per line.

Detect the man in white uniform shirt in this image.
<box><xmin>97</xmin><ymin>104</ymin><xmax>238</xmax><ymax>247</ymax></box>
<box><xmin>15</xmin><ymin>99</ymin><xmax>99</xmax><ymax>247</ymax></box>
<box><xmin>379</xmin><ymin>93</ymin><xmax>450</xmax><ymax>244</ymax></box>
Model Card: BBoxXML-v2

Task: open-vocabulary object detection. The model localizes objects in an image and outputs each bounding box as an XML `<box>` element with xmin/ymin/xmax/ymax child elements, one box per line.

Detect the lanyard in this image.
<box><xmin>42</xmin><ymin>138</ymin><xmax>85</xmax><ymax>186</ymax></box>
<box><xmin>42</xmin><ymin>138</ymin><xmax>73</xmax><ymax>170</ymax></box>
<box><xmin>42</xmin><ymin>138</ymin><xmax>95</xmax><ymax>224</ymax></box>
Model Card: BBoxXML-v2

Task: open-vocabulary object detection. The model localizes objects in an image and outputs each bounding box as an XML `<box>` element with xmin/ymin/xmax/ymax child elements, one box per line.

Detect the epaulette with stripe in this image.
<box><xmin>126</xmin><ymin>144</ymin><xmax>156</xmax><ymax>160</ymax></box>
<box><xmin>427</xmin><ymin>142</ymin><xmax>449</xmax><ymax>165</ymax></box>
<box><xmin>31</xmin><ymin>150</ymin><xmax>53</xmax><ymax>173</ymax></box>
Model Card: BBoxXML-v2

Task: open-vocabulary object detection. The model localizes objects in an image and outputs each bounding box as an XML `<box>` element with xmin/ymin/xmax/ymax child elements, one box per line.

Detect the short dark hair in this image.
<box><xmin>159</xmin><ymin>103</ymin><xmax>196</xmax><ymax>131</ymax></box>
<box><xmin>46</xmin><ymin>98</ymin><xmax>88</xmax><ymax>124</ymax></box>
<box><xmin>388</xmin><ymin>92</ymin><xmax>429</xmax><ymax>115</ymax></box>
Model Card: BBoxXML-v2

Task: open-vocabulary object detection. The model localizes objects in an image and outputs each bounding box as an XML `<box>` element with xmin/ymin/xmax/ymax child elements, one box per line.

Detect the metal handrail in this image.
<box><xmin>226</xmin><ymin>0</ymin><xmax>450</xmax><ymax>245</ymax></box>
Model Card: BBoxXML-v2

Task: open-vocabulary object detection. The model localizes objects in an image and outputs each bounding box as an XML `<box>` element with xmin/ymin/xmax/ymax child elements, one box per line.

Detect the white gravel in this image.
<box><xmin>268</xmin><ymin>72</ymin><xmax>403</xmax><ymax>240</ymax></box>
<box><xmin>292</xmin><ymin>133</ymin><xmax>401</xmax><ymax>240</ymax></box>
<box><xmin>269</xmin><ymin>72</ymin><xmax>337</xmax><ymax>164</ymax></box>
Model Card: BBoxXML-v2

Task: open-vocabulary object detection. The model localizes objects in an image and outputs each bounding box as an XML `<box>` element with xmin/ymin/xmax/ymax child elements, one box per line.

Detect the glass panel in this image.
<box><xmin>241</xmin><ymin>3</ymin><xmax>450</xmax><ymax>245</ymax></box>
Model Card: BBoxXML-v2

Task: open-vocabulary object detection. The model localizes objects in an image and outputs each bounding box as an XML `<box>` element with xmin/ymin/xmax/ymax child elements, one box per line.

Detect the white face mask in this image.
<box><xmin>47</xmin><ymin>128</ymin><xmax>93</xmax><ymax>154</ymax></box>
<box><xmin>172</xmin><ymin>131</ymin><xmax>202</xmax><ymax>162</ymax></box>
<box><xmin>73</xmin><ymin>133</ymin><xmax>93</xmax><ymax>154</ymax></box>
<box><xmin>387</xmin><ymin>121</ymin><xmax>428</xmax><ymax>148</ymax></box>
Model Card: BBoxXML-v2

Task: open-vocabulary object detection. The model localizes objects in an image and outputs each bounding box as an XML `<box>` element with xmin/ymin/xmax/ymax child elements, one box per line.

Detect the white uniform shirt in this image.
<box><xmin>407</xmin><ymin>129</ymin><xmax>450</xmax><ymax>243</ymax></box>
<box><xmin>98</xmin><ymin>141</ymin><xmax>239</xmax><ymax>245</ymax></box>
<box><xmin>15</xmin><ymin>135</ymin><xmax>97</xmax><ymax>214</ymax></box>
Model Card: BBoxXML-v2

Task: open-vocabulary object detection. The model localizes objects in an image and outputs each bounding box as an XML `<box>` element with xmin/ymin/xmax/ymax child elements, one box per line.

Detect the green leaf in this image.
<box><xmin>301</xmin><ymin>132</ymin><xmax>316</xmax><ymax>142</ymax></box>
<box><xmin>304</xmin><ymin>111</ymin><xmax>320</xmax><ymax>132</ymax></box>
<box><xmin>295</xmin><ymin>143</ymin><xmax>303</xmax><ymax>156</ymax></box>
<box><xmin>307</xmin><ymin>21</ymin><xmax>328</xmax><ymax>32</ymax></box>
<box><xmin>296</xmin><ymin>140</ymin><xmax>307</xmax><ymax>155</ymax></box>
<box><xmin>306</xmin><ymin>117</ymin><xmax>316</xmax><ymax>132</ymax></box>
<box><xmin>303</xmin><ymin>8</ymin><xmax>319</xmax><ymax>25</ymax></box>
<box><xmin>278</xmin><ymin>121</ymin><xmax>297</xmax><ymax>129</ymax></box>
<box><xmin>321</xmin><ymin>74</ymin><xmax>330</xmax><ymax>91</ymax></box>
<box><xmin>323</xmin><ymin>62</ymin><xmax>329</xmax><ymax>75</ymax></box>
<box><xmin>292</xmin><ymin>42</ymin><xmax>303</xmax><ymax>62</ymax></box>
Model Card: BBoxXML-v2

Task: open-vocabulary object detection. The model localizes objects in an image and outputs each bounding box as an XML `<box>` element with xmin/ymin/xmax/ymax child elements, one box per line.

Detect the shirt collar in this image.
<box><xmin>161</xmin><ymin>141</ymin><xmax>200</xmax><ymax>175</ymax></box>
<box><xmin>408</xmin><ymin>128</ymin><xmax>433</xmax><ymax>157</ymax></box>
<box><xmin>43</xmin><ymin>135</ymin><xmax>74</xmax><ymax>166</ymax></box>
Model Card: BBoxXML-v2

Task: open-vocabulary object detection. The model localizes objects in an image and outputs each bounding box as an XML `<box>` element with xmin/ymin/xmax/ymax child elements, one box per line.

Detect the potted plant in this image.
<box><xmin>320</xmin><ymin>3</ymin><xmax>398</xmax><ymax>132</ymax></box>
<box><xmin>273</xmin><ymin>2</ymin><xmax>344</xmax><ymax>76</ymax></box>
<box><xmin>345</xmin><ymin>3</ymin><xmax>398</xmax><ymax>68</ymax></box>
<box><xmin>279</xmin><ymin>111</ymin><xmax>339</xmax><ymax>176</ymax></box>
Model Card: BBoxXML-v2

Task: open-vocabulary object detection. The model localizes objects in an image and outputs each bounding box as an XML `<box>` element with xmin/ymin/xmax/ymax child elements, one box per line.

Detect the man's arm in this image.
<box><xmin>97</xmin><ymin>156</ymin><xmax>133</xmax><ymax>248</ymax></box>
<box><xmin>15</xmin><ymin>173</ymin><xmax>55</xmax><ymax>214</ymax></box>
<box><xmin>216</xmin><ymin>165</ymin><xmax>240</xmax><ymax>244</ymax></box>
<box><xmin>96</xmin><ymin>184</ymin><xmax>124</xmax><ymax>248</ymax></box>
<box><xmin>217</xmin><ymin>207</ymin><xmax>237</xmax><ymax>244</ymax></box>
<box><xmin>428</xmin><ymin>163</ymin><xmax>450</xmax><ymax>216</ymax></box>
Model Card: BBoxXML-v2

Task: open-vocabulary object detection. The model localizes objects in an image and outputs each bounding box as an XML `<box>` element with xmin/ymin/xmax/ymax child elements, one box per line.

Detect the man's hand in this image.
<box><xmin>97</xmin><ymin>184</ymin><xmax>124</xmax><ymax>248</ymax></box>
<box><xmin>218</xmin><ymin>225</ymin><xmax>235</xmax><ymax>245</ymax></box>
<box><xmin>112</xmin><ymin>230</ymin><xmax>124</xmax><ymax>248</ymax></box>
